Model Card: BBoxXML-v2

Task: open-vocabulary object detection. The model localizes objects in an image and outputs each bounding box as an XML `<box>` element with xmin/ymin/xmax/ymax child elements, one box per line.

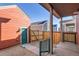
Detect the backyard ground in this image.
<box><xmin>0</xmin><ymin>44</ymin><xmax>37</xmax><ymax>56</ymax></box>
<box><xmin>0</xmin><ymin>42</ymin><xmax>79</xmax><ymax>56</ymax></box>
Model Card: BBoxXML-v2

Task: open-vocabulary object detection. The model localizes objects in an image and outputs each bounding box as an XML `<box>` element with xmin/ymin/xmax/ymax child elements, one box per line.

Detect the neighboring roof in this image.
<box><xmin>31</xmin><ymin>20</ymin><xmax>47</xmax><ymax>25</ymax></box>
<box><xmin>61</xmin><ymin>19</ymin><xmax>74</xmax><ymax>23</ymax></box>
<box><xmin>40</xmin><ymin>3</ymin><xmax>79</xmax><ymax>18</ymax></box>
<box><xmin>53</xmin><ymin>24</ymin><xmax>57</xmax><ymax>27</ymax></box>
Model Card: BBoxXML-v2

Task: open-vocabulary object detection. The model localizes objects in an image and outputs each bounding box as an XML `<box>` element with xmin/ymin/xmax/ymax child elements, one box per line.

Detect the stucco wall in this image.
<box><xmin>31</xmin><ymin>24</ymin><xmax>43</xmax><ymax>31</ymax></box>
<box><xmin>0</xmin><ymin>5</ymin><xmax>30</xmax><ymax>49</ymax></box>
<box><xmin>76</xmin><ymin>14</ymin><xmax>79</xmax><ymax>44</ymax></box>
<box><xmin>62</xmin><ymin>19</ymin><xmax>76</xmax><ymax>32</ymax></box>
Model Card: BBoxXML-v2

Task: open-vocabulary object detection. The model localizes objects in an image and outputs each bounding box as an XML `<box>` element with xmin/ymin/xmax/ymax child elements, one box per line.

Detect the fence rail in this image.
<box><xmin>30</xmin><ymin>30</ymin><xmax>61</xmax><ymax>44</ymax></box>
<box><xmin>63</xmin><ymin>32</ymin><xmax>76</xmax><ymax>44</ymax></box>
<box><xmin>30</xmin><ymin>30</ymin><xmax>76</xmax><ymax>44</ymax></box>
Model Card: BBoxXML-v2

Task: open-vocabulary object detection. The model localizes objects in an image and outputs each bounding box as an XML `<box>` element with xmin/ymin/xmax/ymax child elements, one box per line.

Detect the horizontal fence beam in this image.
<box><xmin>30</xmin><ymin>30</ymin><xmax>77</xmax><ymax>44</ymax></box>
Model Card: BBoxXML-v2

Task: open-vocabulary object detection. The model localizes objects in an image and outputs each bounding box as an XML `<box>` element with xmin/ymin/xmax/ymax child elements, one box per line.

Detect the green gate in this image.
<box><xmin>21</xmin><ymin>27</ymin><xmax>27</xmax><ymax>44</ymax></box>
<box><xmin>39</xmin><ymin>39</ymin><xmax>50</xmax><ymax>56</ymax></box>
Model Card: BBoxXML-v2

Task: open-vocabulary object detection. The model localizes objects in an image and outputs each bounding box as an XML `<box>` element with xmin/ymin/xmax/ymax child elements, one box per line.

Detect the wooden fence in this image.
<box><xmin>43</xmin><ymin>31</ymin><xmax>61</xmax><ymax>44</ymax></box>
<box><xmin>30</xmin><ymin>30</ymin><xmax>61</xmax><ymax>44</ymax></box>
<box><xmin>63</xmin><ymin>32</ymin><xmax>76</xmax><ymax>44</ymax></box>
<box><xmin>30</xmin><ymin>30</ymin><xmax>76</xmax><ymax>44</ymax></box>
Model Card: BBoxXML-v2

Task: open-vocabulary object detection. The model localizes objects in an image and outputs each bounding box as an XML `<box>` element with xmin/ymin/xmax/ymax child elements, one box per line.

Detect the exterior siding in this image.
<box><xmin>0</xmin><ymin>5</ymin><xmax>30</xmax><ymax>49</ymax></box>
<box><xmin>31</xmin><ymin>22</ymin><xmax>47</xmax><ymax>31</ymax></box>
<box><xmin>76</xmin><ymin>15</ymin><xmax>79</xmax><ymax>44</ymax></box>
<box><xmin>62</xmin><ymin>19</ymin><xmax>76</xmax><ymax>32</ymax></box>
<box><xmin>31</xmin><ymin>24</ymin><xmax>43</xmax><ymax>31</ymax></box>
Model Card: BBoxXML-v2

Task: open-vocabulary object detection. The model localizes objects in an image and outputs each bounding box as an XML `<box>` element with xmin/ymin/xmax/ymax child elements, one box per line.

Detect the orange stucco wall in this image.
<box><xmin>0</xmin><ymin>5</ymin><xmax>30</xmax><ymax>49</ymax></box>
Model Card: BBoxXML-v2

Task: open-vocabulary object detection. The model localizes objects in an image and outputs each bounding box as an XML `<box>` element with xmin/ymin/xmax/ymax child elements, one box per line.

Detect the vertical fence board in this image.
<box><xmin>63</xmin><ymin>32</ymin><xmax>76</xmax><ymax>43</ymax></box>
<box><xmin>30</xmin><ymin>30</ymin><xmax>76</xmax><ymax>44</ymax></box>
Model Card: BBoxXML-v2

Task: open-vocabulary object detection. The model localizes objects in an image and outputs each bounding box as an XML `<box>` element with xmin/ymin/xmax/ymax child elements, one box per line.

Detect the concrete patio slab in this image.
<box><xmin>0</xmin><ymin>44</ymin><xmax>37</xmax><ymax>56</ymax></box>
<box><xmin>0</xmin><ymin>42</ymin><xmax>79</xmax><ymax>56</ymax></box>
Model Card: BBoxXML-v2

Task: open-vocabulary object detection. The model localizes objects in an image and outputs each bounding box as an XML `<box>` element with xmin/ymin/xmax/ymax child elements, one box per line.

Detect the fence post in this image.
<box><xmin>62</xmin><ymin>32</ymin><xmax>64</xmax><ymax>42</ymax></box>
<box><xmin>39</xmin><ymin>41</ymin><xmax>41</xmax><ymax>56</ymax></box>
<box><xmin>75</xmin><ymin>33</ymin><xmax>76</xmax><ymax>44</ymax></box>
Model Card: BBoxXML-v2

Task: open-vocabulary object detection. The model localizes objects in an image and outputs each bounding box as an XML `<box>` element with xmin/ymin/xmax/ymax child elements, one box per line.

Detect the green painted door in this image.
<box><xmin>21</xmin><ymin>28</ymin><xmax>27</xmax><ymax>44</ymax></box>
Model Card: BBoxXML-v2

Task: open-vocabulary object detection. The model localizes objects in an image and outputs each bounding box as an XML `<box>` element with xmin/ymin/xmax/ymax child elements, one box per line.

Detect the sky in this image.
<box><xmin>0</xmin><ymin>3</ymin><xmax>73</xmax><ymax>28</ymax></box>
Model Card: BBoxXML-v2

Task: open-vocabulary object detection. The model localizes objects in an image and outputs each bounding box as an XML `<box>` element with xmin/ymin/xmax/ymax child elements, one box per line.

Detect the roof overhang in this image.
<box><xmin>40</xmin><ymin>3</ymin><xmax>60</xmax><ymax>18</ymax></box>
<box><xmin>40</xmin><ymin>3</ymin><xmax>79</xmax><ymax>18</ymax></box>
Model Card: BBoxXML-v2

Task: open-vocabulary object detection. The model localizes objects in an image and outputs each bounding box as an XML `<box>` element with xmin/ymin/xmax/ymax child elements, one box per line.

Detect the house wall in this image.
<box><xmin>31</xmin><ymin>22</ymin><xmax>47</xmax><ymax>31</ymax></box>
<box><xmin>62</xmin><ymin>19</ymin><xmax>76</xmax><ymax>32</ymax></box>
<box><xmin>0</xmin><ymin>5</ymin><xmax>30</xmax><ymax>49</ymax></box>
<box><xmin>76</xmin><ymin>14</ymin><xmax>79</xmax><ymax>45</ymax></box>
<box><xmin>31</xmin><ymin>24</ymin><xmax>43</xmax><ymax>31</ymax></box>
<box><xmin>47</xmin><ymin>20</ymin><xmax>58</xmax><ymax>31</ymax></box>
<box><xmin>47</xmin><ymin>20</ymin><xmax>50</xmax><ymax>31</ymax></box>
<box><xmin>42</xmin><ymin>22</ymin><xmax>47</xmax><ymax>31</ymax></box>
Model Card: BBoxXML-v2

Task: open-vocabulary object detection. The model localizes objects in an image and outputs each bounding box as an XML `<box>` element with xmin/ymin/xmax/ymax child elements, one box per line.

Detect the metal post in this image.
<box><xmin>50</xmin><ymin>7</ymin><xmax>53</xmax><ymax>54</ymax></box>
